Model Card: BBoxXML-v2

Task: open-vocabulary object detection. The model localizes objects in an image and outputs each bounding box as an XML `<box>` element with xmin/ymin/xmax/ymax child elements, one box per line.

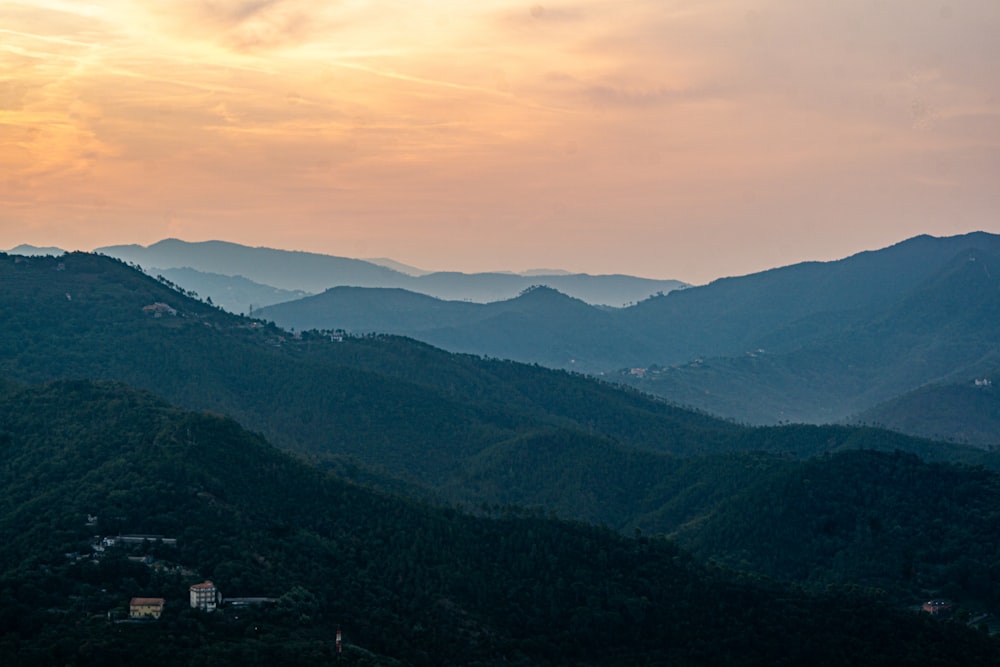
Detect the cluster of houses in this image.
<box><xmin>83</xmin><ymin>521</ymin><xmax>272</xmax><ymax>622</ymax></box>
<box><xmin>128</xmin><ymin>580</ymin><xmax>221</xmax><ymax>620</ymax></box>
<box><xmin>127</xmin><ymin>581</ymin><xmax>276</xmax><ymax>621</ymax></box>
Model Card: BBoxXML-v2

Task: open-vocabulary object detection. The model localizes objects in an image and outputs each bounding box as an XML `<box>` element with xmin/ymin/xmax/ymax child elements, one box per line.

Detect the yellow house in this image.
<box><xmin>129</xmin><ymin>597</ymin><xmax>165</xmax><ymax>620</ymax></box>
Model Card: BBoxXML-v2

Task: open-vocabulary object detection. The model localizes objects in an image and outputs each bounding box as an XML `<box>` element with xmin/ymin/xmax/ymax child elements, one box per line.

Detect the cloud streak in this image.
<box><xmin>1</xmin><ymin>0</ymin><xmax>998</xmax><ymax>282</ymax></box>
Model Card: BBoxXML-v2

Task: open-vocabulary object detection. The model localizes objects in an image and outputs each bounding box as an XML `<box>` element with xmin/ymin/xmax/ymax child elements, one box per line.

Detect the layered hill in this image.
<box><xmin>257</xmin><ymin>285</ymin><xmax>660</xmax><ymax>372</ymax></box>
<box><xmin>153</xmin><ymin>267</ymin><xmax>311</xmax><ymax>315</ymax></box>
<box><xmin>621</xmin><ymin>243</ymin><xmax>1000</xmax><ymax>426</ymax></box>
<box><xmin>8</xmin><ymin>250</ymin><xmax>1000</xmax><ymax>650</ymax></box>
<box><xmin>4</xmin><ymin>380</ymin><xmax>998</xmax><ymax>665</ymax></box>
<box><xmin>0</xmin><ymin>250</ymin><xmax>741</xmax><ymax>503</ymax></box>
<box><xmin>97</xmin><ymin>238</ymin><xmax>407</xmax><ymax>294</ymax></box>
<box><xmin>0</xmin><ymin>252</ymin><xmax>744</xmax><ymax>536</ymax></box>
<box><xmin>620</xmin><ymin>232</ymin><xmax>1000</xmax><ymax>360</ymax></box>
<box><xmin>249</xmin><ymin>232</ymin><xmax>1000</xmax><ymax>440</ymax></box>
<box><xmin>96</xmin><ymin>238</ymin><xmax>686</xmax><ymax>306</ymax></box>
<box><xmin>5</xmin><ymin>250</ymin><xmax>998</xmax><ymax>530</ymax></box>
<box><xmin>856</xmin><ymin>374</ymin><xmax>1000</xmax><ymax>447</ymax></box>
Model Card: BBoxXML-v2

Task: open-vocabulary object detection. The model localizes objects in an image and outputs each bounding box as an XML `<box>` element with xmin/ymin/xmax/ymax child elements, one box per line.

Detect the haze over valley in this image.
<box><xmin>17</xmin><ymin>231</ymin><xmax>994</xmax><ymax>447</ymax></box>
<box><xmin>4</xmin><ymin>0</ymin><xmax>1000</xmax><ymax>663</ymax></box>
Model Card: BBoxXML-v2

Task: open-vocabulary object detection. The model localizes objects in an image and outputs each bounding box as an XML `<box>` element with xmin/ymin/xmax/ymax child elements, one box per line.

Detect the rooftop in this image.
<box><xmin>130</xmin><ymin>597</ymin><xmax>165</xmax><ymax>606</ymax></box>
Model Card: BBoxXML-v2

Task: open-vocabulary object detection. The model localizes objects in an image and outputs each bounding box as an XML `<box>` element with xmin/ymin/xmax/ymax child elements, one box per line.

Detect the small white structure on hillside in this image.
<box><xmin>190</xmin><ymin>580</ymin><xmax>220</xmax><ymax>611</ymax></box>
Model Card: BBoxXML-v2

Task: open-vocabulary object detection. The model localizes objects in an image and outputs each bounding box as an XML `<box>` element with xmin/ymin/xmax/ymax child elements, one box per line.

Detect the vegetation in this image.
<box><xmin>673</xmin><ymin>449</ymin><xmax>1000</xmax><ymax>610</ymax></box>
<box><xmin>237</xmin><ymin>233</ymin><xmax>1000</xmax><ymax>443</ymax></box>
<box><xmin>619</xmin><ymin>243</ymin><xmax>1000</xmax><ymax>430</ymax></box>
<box><xmin>1</xmin><ymin>380</ymin><xmax>998</xmax><ymax>665</ymax></box>
<box><xmin>858</xmin><ymin>376</ymin><xmax>1000</xmax><ymax>448</ymax></box>
<box><xmin>5</xmin><ymin>250</ymin><xmax>1000</xmax><ymax>664</ymax></box>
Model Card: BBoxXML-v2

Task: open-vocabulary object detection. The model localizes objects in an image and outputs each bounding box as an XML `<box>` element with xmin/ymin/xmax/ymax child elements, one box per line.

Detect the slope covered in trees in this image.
<box><xmin>249</xmin><ymin>233</ymin><xmax>1000</xmax><ymax>439</ymax></box>
<box><xmin>620</xmin><ymin>242</ymin><xmax>1000</xmax><ymax>426</ymax></box>
<box><xmin>1</xmin><ymin>379</ymin><xmax>998</xmax><ymax>666</ymax></box>
<box><xmin>2</xmin><ymin>250</ymin><xmax>998</xmax><ymax>527</ymax></box>
<box><xmin>672</xmin><ymin>449</ymin><xmax>1000</xmax><ymax>611</ymax></box>
<box><xmin>0</xmin><ymin>251</ymin><xmax>735</xmax><ymax>475</ymax></box>
<box><xmin>257</xmin><ymin>285</ymin><xmax>661</xmax><ymax>372</ymax></box>
<box><xmin>858</xmin><ymin>376</ymin><xmax>1000</xmax><ymax>447</ymax></box>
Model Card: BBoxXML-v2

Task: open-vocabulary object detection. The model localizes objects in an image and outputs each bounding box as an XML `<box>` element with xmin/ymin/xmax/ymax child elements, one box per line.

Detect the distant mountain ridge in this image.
<box><xmin>151</xmin><ymin>266</ymin><xmax>311</xmax><ymax>315</ymax></box>
<box><xmin>10</xmin><ymin>249</ymin><xmax>1000</xmax><ymax>635</ymax></box>
<box><xmin>258</xmin><ymin>285</ymin><xmax>661</xmax><ymax>372</ymax></box>
<box><xmin>95</xmin><ymin>238</ymin><xmax>686</xmax><ymax>306</ymax></box>
<box><xmin>620</xmin><ymin>241</ymin><xmax>1000</xmax><ymax>429</ymax></box>
<box><xmin>12</xmin><ymin>232</ymin><xmax>999</xmax><ymax>444</ymax></box>
<box><xmin>255</xmin><ymin>231</ymin><xmax>1000</xmax><ymax>442</ymax></box>
<box><xmin>97</xmin><ymin>239</ymin><xmax>408</xmax><ymax>293</ymax></box>
<box><xmin>6</xmin><ymin>250</ymin><xmax>998</xmax><ymax>531</ymax></box>
<box><xmin>7</xmin><ymin>243</ymin><xmax>68</xmax><ymax>256</ymax></box>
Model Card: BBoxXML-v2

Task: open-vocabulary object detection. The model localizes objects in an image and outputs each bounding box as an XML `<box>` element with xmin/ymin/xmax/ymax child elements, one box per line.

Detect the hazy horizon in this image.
<box><xmin>3</xmin><ymin>1</ymin><xmax>998</xmax><ymax>283</ymax></box>
<box><xmin>6</xmin><ymin>230</ymin><xmax>993</xmax><ymax>286</ymax></box>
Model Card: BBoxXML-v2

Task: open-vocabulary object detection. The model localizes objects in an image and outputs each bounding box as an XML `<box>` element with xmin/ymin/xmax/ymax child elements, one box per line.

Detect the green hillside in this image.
<box><xmin>622</xmin><ymin>245</ymin><xmax>1000</xmax><ymax>426</ymax></box>
<box><xmin>1</xmin><ymin>379</ymin><xmax>998</xmax><ymax>665</ymax></box>
<box><xmin>257</xmin><ymin>285</ymin><xmax>661</xmax><ymax>372</ymax></box>
<box><xmin>2</xmin><ymin>251</ymin><xmax>998</xmax><ymax>529</ymax></box>
<box><xmin>0</xmin><ymin>252</ymin><xmax>735</xmax><ymax>479</ymax></box>
<box><xmin>623</xmin><ymin>231</ymin><xmax>1000</xmax><ymax>363</ymax></box>
<box><xmin>674</xmin><ymin>449</ymin><xmax>1000</xmax><ymax>612</ymax></box>
<box><xmin>249</xmin><ymin>233</ymin><xmax>1000</xmax><ymax>442</ymax></box>
<box><xmin>152</xmin><ymin>266</ymin><xmax>311</xmax><ymax>315</ymax></box>
<box><xmin>858</xmin><ymin>375</ymin><xmax>1000</xmax><ymax>447</ymax></box>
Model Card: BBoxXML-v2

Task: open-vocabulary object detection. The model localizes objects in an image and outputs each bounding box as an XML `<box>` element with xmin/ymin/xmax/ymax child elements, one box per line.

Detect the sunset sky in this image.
<box><xmin>2</xmin><ymin>1</ymin><xmax>998</xmax><ymax>283</ymax></box>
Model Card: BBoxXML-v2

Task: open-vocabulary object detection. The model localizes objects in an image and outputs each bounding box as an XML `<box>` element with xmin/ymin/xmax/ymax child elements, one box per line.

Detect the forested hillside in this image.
<box><xmin>673</xmin><ymin>450</ymin><xmax>1000</xmax><ymax>610</ymax></box>
<box><xmin>1</xmin><ymin>380</ymin><xmax>997</xmax><ymax>665</ymax></box>
<box><xmin>250</xmin><ymin>233</ymin><xmax>1000</xmax><ymax>441</ymax></box>
<box><xmin>7</xmin><ymin>249</ymin><xmax>1000</xmax><ymax>634</ymax></box>
<box><xmin>257</xmin><ymin>285</ymin><xmax>662</xmax><ymax>372</ymax></box>
<box><xmin>153</xmin><ymin>267</ymin><xmax>311</xmax><ymax>315</ymax></box>
<box><xmin>618</xmin><ymin>239</ymin><xmax>1000</xmax><ymax>428</ymax></box>
<box><xmin>858</xmin><ymin>376</ymin><xmax>1000</xmax><ymax>447</ymax></box>
<box><xmin>3</xmin><ymin>251</ymin><xmax>998</xmax><ymax>522</ymax></box>
<box><xmin>0</xmin><ymin>252</ymin><xmax>734</xmax><ymax>472</ymax></box>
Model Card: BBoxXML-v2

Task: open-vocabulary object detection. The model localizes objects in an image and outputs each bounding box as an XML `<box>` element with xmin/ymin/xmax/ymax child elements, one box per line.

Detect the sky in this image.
<box><xmin>1</xmin><ymin>0</ymin><xmax>998</xmax><ymax>284</ymax></box>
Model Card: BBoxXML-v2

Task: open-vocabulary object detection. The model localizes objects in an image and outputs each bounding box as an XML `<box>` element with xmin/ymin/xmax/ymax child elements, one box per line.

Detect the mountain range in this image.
<box><xmin>4</xmin><ymin>247</ymin><xmax>1000</xmax><ymax>662</ymax></box>
<box><xmin>250</xmin><ymin>232</ymin><xmax>1000</xmax><ymax>444</ymax></box>
<box><xmin>93</xmin><ymin>238</ymin><xmax>687</xmax><ymax>308</ymax></box>
<box><xmin>1</xmin><ymin>249</ymin><xmax>997</xmax><ymax>534</ymax></box>
<box><xmin>14</xmin><ymin>233</ymin><xmax>1000</xmax><ymax>445</ymax></box>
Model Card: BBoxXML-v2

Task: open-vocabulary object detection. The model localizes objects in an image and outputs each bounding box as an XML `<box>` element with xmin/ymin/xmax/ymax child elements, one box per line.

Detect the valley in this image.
<box><xmin>2</xmin><ymin>243</ymin><xmax>1000</xmax><ymax>664</ymax></box>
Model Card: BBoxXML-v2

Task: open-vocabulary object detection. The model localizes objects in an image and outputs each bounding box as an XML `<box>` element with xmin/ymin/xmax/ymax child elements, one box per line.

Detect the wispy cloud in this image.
<box><xmin>1</xmin><ymin>0</ymin><xmax>998</xmax><ymax>281</ymax></box>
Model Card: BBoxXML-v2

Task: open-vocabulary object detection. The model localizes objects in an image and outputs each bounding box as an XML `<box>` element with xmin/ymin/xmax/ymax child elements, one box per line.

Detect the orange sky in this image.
<box><xmin>2</xmin><ymin>0</ymin><xmax>998</xmax><ymax>283</ymax></box>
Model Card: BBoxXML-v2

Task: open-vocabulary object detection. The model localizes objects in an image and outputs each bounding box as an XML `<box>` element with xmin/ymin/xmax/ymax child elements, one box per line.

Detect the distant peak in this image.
<box><xmin>363</xmin><ymin>257</ymin><xmax>431</xmax><ymax>276</ymax></box>
<box><xmin>519</xmin><ymin>268</ymin><xmax>573</xmax><ymax>276</ymax></box>
<box><xmin>516</xmin><ymin>284</ymin><xmax>570</xmax><ymax>299</ymax></box>
<box><xmin>7</xmin><ymin>244</ymin><xmax>68</xmax><ymax>256</ymax></box>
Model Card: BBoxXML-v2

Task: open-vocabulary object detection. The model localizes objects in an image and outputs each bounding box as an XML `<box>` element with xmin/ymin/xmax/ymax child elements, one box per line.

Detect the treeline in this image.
<box><xmin>5</xmin><ymin>252</ymin><xmax>1000</xmax><ymax>642</ymax></box>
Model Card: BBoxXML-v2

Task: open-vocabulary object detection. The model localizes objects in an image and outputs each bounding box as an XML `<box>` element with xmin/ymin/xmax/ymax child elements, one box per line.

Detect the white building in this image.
<box><xmin>189</xmin><ymin>580</ymin><xmax>220</xmax><ymax>611</ymax></box>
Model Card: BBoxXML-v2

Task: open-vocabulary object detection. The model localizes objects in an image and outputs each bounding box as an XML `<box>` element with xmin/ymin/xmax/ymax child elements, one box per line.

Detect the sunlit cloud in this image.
<box><xmin>1</xmin><ymin>0</ymin><xmax>998</xmax><ymax>281</ymax></box>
